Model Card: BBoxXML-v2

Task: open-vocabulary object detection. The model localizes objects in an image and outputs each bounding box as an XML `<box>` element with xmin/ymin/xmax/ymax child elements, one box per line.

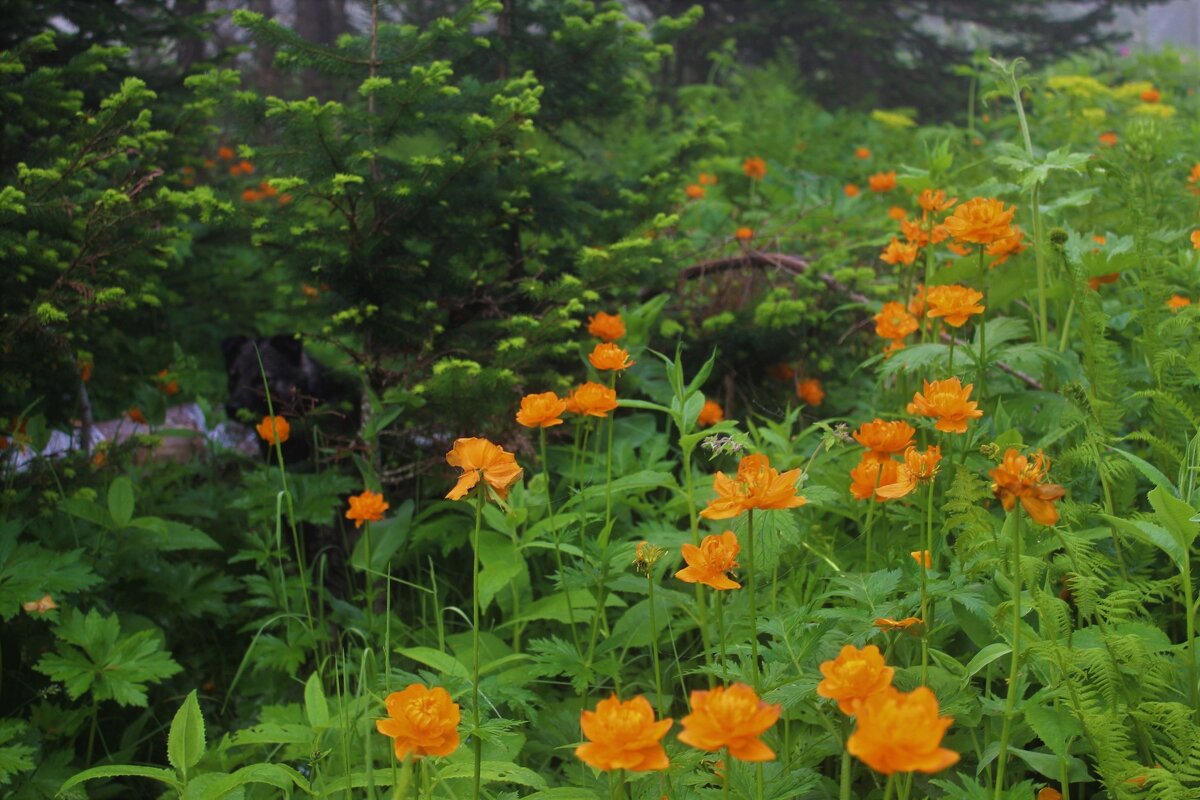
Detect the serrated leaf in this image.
<box><xmin>126</xmin><ymin>517</ymin><xmax>221</xmax><ymax>551</ymax></box>
<box><xmin>1023</xmin><ymin>701</ymin><xmax>1081</xmax><ymax>760</ymax></box>
<box><xmin>1101</xmin><ymin>514</ymin><xmax>1186</xmax><ymax>572</ymax></box>
<box><xmin>304</xmin><ymin>672</ymin><xmax>329</xmax><ymax>729</ymax></box>
<box><xmin>1148</xmin><ymin>486</ymin><xmax>1198</xmax><ymax>555</ymax></box>
<box><xmin>58</xmin><ymin>764</ymin><xmax>179</xmax><ymax>795</ymax></box>
<box><xmin>167</xmin><ymin>690</ymin><xmax>205</xmax><ymax>776</ymax></box>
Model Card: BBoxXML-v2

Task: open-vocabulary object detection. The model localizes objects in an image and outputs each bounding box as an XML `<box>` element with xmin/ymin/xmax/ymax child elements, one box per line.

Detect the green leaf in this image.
<box><xmin>1023</xmin><ymin>700</ymin><xmax>1082</xmax><ymax>760</ymax></box>
<box><xmin>524</xmin><ymin>791</ymin><xmax>602</xmax><ymax>800</ymax></box>
<box><xmin>0</xmin><ymin>524</ymin><xmax>99</xmax><ymax>621</ymax></box>
<box><xmin>58</xmin><ymin>764</ymin><xmax>179</xmax><ymax>795</ymax></box>
<box><xmin>397</xmin><ymin>646</ymin><xmax>469</xmax><ymax>680</ymax></box>
<box><xmin>0</xmin><ymin>720</ymin><xmax>35</xmax><ymax>786</ymax></box>
<box><xmin>107</xmin><ymin>477</ymin><xmax>135</xmax><ymax>527</ymax></box>
<box><xmin>437</xmin><ymin>760</ymin><xmax>547</xmax><ymax>790</ymax></box>
<box><xmin>127</xmin><ymin>518</ymin><xmax>221</xmax><ymax>551</ymax></box>
<box><xmin>1010</xmin><ymin>748</ymin><xmax>1090</xmax><ymax>782</ymax></box>
<box><xmin>961</xmin><ymin>643</ymin><xmax>1011</xmax><ymax>683</ymax></box>
<box><xmin>1148</xmin><ymin>486</ymin><xmax>1199</xmax><ymax>556</ymax></box>
<box><xmin>478</xmin><ymin>530</ymin><xmax>526</xmax><ymax>612</ymax></box>
<box><xmin>304</xmin><ymin>672</ymin><xmax>329</xmax><ymax>729</ymax></box>
<box><xmin>1101</xmin><ymin>515</ymin><xmax>1187</xmax><ymax>572</ymax></box>
<box><xmin>188</xmin><ymin>763</ymin><xmax>311</xmax><ymax>799</ymax></box>
<box><xmin>1107</xmin><ymin>446</ymin><xmax>1176</xmax><ymax>495</ymax></box>
<box><xmin>167</xmin><ymin>690</ymin><xmax>206</xmax><ymax>777</ymax></box>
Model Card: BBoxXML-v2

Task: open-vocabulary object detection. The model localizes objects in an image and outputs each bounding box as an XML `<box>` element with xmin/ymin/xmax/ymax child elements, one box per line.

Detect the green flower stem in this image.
<box><xmin>863</xmin><ymin>471</ymin><xmax>884</xmax><ymax>571</ymax></box>
<box><xmin>993</xmin><ymin>505</ymin><xmax>1023</xmax><ymax>800</ymax></box>
<box><xmin>920</xmin><ymin>477</ymin><xmax>935</xmax><ymax>684</ymax></box>
<box><xmin>839</xmin><ymin>737</ymin><xmax>853</xmax><ymax>800</ymax></box>
<box><xmin>681</xmin><ymin>441</ymin><xmax>715</xmax><ymax>682</ymax></box>
<box><xmin>585</xmin><ymin>377</ymin><xmax>618</xmax><ymax>680</ymax></box>
<box><xmin>540</xmin><ymin>427</ymin><xmax>580</xmax><ymax>652</ymax></box>
<box><xmin>746</xmin><ymin>509</ymin><xmax>760</xmax><ymax>692</ymax></box>
<box><xmin>647</xmin><ymin>568</ymin><xmax>665</xmax><ymax>717</ymax></box>
<box><xmin>715</xmin><ymin>587</ymin><xmax>729</xmax><ymax>679</ymax></box>
<box><xmin>883</xmin><ymin>774</ymin><xmax>896</xmax><ymax>800</ymax></box>
<box><xmin>977</xmin><ymin>248</ymin><xmax>989</xmax><ymax>406</ymax></box>
<box><xmin>471</xmin><ymin>487</ymin><xmax>485</xmax><ymax>800</ymax></box>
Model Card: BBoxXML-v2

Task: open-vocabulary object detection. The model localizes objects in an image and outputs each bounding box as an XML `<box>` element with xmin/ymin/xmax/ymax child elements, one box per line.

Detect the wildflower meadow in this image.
<box><xmin>3</xmin><ymin>2</ymin><xmax>1200</xmax><ymax>799</ymax></box>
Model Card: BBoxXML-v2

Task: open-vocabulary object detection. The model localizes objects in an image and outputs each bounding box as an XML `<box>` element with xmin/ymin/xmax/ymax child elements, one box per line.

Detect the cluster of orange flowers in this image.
<box><xmin>849</xmin><ymin>419</ymin><xmax>940</xmax><ymax>502</ymax></box>
<box><xmin>155</xmin><ymin>369</ymin><xmax>179</xmax><ymax>396</ymax></box>
<box><xmin>242</xmin><ymin>181</ymin><xmax>293</xmax><ymax>205</ymax></box>
<box><xmin>817</xmin><ymin>644</ymin><xmax>958</xmax><ymax>775</ymax></box>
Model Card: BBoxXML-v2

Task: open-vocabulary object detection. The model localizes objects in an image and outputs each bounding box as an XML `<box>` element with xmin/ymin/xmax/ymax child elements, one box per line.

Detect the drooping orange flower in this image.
<box><xmin>817</xmin><ymin>644</ymin><xmax>895</xmax><ymax>715</ymax></box>
<box><xmin>796</xmin><ymin>377</ymin><xmax>824</xmax><ymax>406</ymax></box>
<box><xmin>844</xmin><ymin>183</ymin><xmax>861</xmax><ymax>197</ymax></box>
<box><xmin>587</xmin><ymin>311</ymin><xmax>626</xmax><ymax>342</ymax></box>
<box><xmin>156</xmin><ymin>369</ymin><xmax>179</xmax><ymax>396</ymax></box>
<box><xmin>868</xmin><ymin>171</ymin><xmax>897</xmax><ymax>193</ymax></box>
<box><xmin>568</xmin><ymin>382</ymin><xmax>619</xmax><ymax>417</ymax></box>
<box><xmin>217</xmin><ymin>145</ymin><xmax>235</xmax><ymax>161</ymax></box>
<box><xmin>376</xmin><ymin>684</ymin><xmax>460</xmax><ymax>760</ymax></box>
<box><xmin>847</xmin><ymin>686</ymin><xmax>959</xmax><ymax>775</ymax></box>
<box><xmin>1191</xmin><ymin>230</ymin><xmax>1200</xmax><ymax>249</ymax></box>
<box><xmin>989</xmin><ymin>448</ymin><xmax>1066</xmax><ymax>526</ymax></box>
<box><xmin>697</xmin><ymin>399</ymin><xmax>725</xmax><ymax>427</ymax></box>
<box><xmin>925</xmin><ymin>285</ymin><xmax>985</xmax><ymax>327</ymax></box>
<box><xmin>742</xmin><ymin>157</ymin><xmax>767</xmax><ymax>180</ymax></box>
<box><xmin>887</xmin><ymin>206</ymin><xmax>907</xmax><ymax>221</ymax></box>
<box><xmin>853</xmin><ymin>419</ymin><xmax>915</xmax><ymax>462</ymax></box>
<box><xmin>516</xmin><ymin>392</ymin><xmax>567</xmax><ymax>428</ymax></box>
<box><xmin>445</xmin><ymin>437</ymin><xmax>523</xmax><ymax>501</ymax></box>
<box><xmin>910</xmin><ymin>550</ymin><xmax>932</xmax><ymax>568</ymax></box>
<box><xmin>256</xmin><ymin>415</ymin><xmax>289</xmax><ymax>444</ymax></box>
<box><xmin>1140</xmin><ymin>88</ymin><xmax>1161</xmax><ymax>103</ymax></box>
<box><xmin>346</xmin><ymin>490</ymin><xmax>389</xmax><ymax>528</ymax></box>
<box><xmin>943</xmin><ymin>197</ymin><xmax>1016</xmax><ymax>246</ymax></box>
<box><xmin>880</xmin><ymin>237</ymin><xmax>919</xmax><ymax>266</ymax></box>
<box><xmin>698</xmin><ymin>172</ymin><xmax>718</xmax><ymax>186</ymax></box>
<box><xmin>1088</xmin><ymin>272</ymin><xmax>1120</xmax><ymax>290</ymax></box>
<box><xmin>855</xmin><ymin>147</ymin><xmax>872</xmax><ymax>160</ymax></box>
<box><xmin>678</xmin><ymin>683</ymin><xmax>781</xmax><ymax>762</ymax></box>
<box><xmin>700</xmin><ymin>453</ymin><xmax>806</xmax><ymax>519</ymax></box>
<box><xmin>577</xmin><ymin>694</ymin><xmax>672</xmax><ymax>772</ymax></box>
<box><xmin>875</xmin><ymin>445</ymin><xmax>942</xmax><ymax>499</ymax></box>
<box><xmin>849</xmin><ymin>457</ymin><xmax>901</xmax><ymax>503</ymax></box>
<box><xmin>873</xmin><ymin>616</ymin><xmax>923</xmax><ymax>631</ymax></box>
<box><xmin>874</xmin><ymin>302</ymin><xmax>919</xmax><ymax>341</ymax></box>
<box><xmin>589</xmin><ymin>342</ymin><xmax>635</xmax><ymax>372</ymax></box>
<box><xmin>907</xmin><ymin>378</ymin><xmax>982</xmax><ymax>434</ymax></box>
<box><xmin>1038</xmin><ymin>788</ymin><xmax>1063</xmax><ymax>800</ymax></box>
<box><xmin>23</xmin><ymin>594</ymin><xmax>58</xmax><ymax>614</ymax></box>
<box><xmin>917</xmin><ymin>189</ymin><xmax>957</xmax><ymax>214</ymax></box>
<box><xmin>735</xmin><ymin>226</ymin><xmax>754</xmax><ymax>242</ymax></box>
<box><xmin>1167</xmin><ymin>294</ymin><xmax>1192</xmax><ymax>311</ymax></box>
<box><xmin>985</xmin><ymin>225</ymin><xmax>1028</xmax><ymax>267</ymax></box>
<box><xmin>675</xmin><ymin>531</ymin><xmax>741</xmax><ymax>590</ymax></box>
<box><xmin>685</xmin><ymin>184</ymin><xmax>706</xmax><ymax>200</ymax></box>
<box><xmin>1098</xmin><ymin>131</ymin><xmax>1118</xmax><ymax>147</ymax></box>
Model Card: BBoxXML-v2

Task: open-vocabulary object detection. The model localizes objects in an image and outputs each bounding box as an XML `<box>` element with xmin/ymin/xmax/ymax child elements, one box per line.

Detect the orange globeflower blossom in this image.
<box><xmin>985</xmin><ymin>225</ymin><xmax>1028</xmax><ymax>267</ymax></box>
<box><xmin>908</xmin><ymin>283</ymin><xmax>927</xmax><ymax>318</ymax></box>
<box><xmin>589</xmin><ymin>342</ymin><xmax>635</xmax><ymax>372</ymax></box>
<box><xmin>576</xmin><ymin>694</ymin><xmax>672</xmax><ymax>772</ymax></box>
<box><xmin>874</xmin><ymin>302</ymin><xmax>919</xmax><ymax>341</ymax></box>
<box><xmin>816</xmin><ymin>644</ymin><xmax>895</xmax><ymax>715</ymax></box>
<box><xmin>943</xmin><ymin>197</ymin><xmax>1017</xmax><ymax>245</ymax></box>
<box><xmin>796</xmin><ymin>377</ymin><xmax>824</xmax><ymax>406</ymax></box>
<box><xmin>907</xmin><ymin>377</ymin><xmax>983</xmax><ymax>434</ymax></box>
<box><xmin>742</xmin><ymin>157</ymin><xmax>767</xmax><ymax>180</ymax></box>
<box><xmin>874</xmin><ymin>616</ymin><xmax>923</xmax><ymax>631</ymax></box>
<box><xmin>1088</xmin><ymin>272</ymin><xmax>1120</xmax><ymax>290</ymax></box>
<box><xmin>910</xmin><ymin>550</ymin><xmax>932</xmax><ymax>568</ymax></box>
<box><xmin>1191</xmin><ymin>230</ymin><xmax>1200</xmax><ymax>249</ymax></box>
<box><xmin>236</xmin><ymin>159</ymin><xmax>254</xmax><ymax>175</ymax></box>
<box><xmin>445</xmin><ymin>438</ymin><xmax>522</xmax><ymax>501</ymax></box>
<box><xmin>1038</xmin><ymin>788</ymin><xmax>1063</xmax><ymax>800</ymax></box>
<box><xmin>850</xmin><ymin>458</ymin><xmax>901</xmax><ymax>502</ymax></box>
<box><xmin>256</xmin><ymin>415</ymin><xmax>289</xmax><ymax>444</ymax></box>
<box><xmin>258</xmin><ymin>181</ymin><xmax>278</xmax><ymax>198</ymax></box>
<box><xmin>376</xmin><ymin>684</ymin><xmax>460</xmax><ymax>760</ymax></box>
<box><xmin>587</xmin><ymin>311</ymin><xmax>625</xmax><ymax>342</ymax></box>
<box><xmin>853</xmin><ymin>419</ymin><xmax>915</xmax><ymax>462</ymax></box>
<box><xmin>698</xmin><ymin>172</ymin><xmax>718</xmax><ymax>186</ymax></box>
<box><xmin>1140</xmin><ymin>88</ymin><xmax>1161</xmax><ymax>103</ymax></box>
<box><xmin>917</xmin><ymin>189</ymin><xmax>957</xmax><ymax>214</ymax></box>
<box><xmin>1098</xmin><ymin>131</ymin><xmax>1118</xmax><ymax>147</ymax></box>
<box><xmin>697</xmin><ymin>399</ymin><xmax>725</xmax><ymax>427</ymax></box>
<box><xmin>766</xmin><ymin>363</ymin><xmax>795</xmax><ymax>382</ymax></box>
<box><xmin>855</xmin><ymin>147</ymin><xmax>871</xmax><ymax>160</ymax></box>
<box><xmin>989</xmin><ymin>448</ymin><xmax>1066</xmax><ymax>526</ymax></box>
<box><xmin>700</xmin><ymin>453</ymin><xmax>806</xmax><ymax>519</ymax></box>
<box><xmin>241</xmin><ymin>188</ymin><xmax>262</xmax><ymax>203</ymax></box>
<box><xmin>678</xmin><ymin>683</ymin><xmax>781</xmax><ymax>762</ymax></box>
<box><xmin>23</xmin><ymin>594</ymin><xmax>58</xmax><ymax>614</ymax></box>
<box><xmin>1167</xmin><ymin>294</ymin><xmax>1192</xmax><ymax>311</ymax></box>
<box><xmin>301</xmin><ymin>283</ymin><xmax>320</xmax><ymax>299</ymax></box>
<box><xmin>217</xmin><ymin>146</ymin><xmax>235</xmax><ymax>161</ymax></box>
<box><xmin>156</xmin><ymin>369</ymin><xmax>179</xmax><ymax>396</ymax></box>
<box><xmin>925</xmin><ymin>285</ymin><xmax>985</xmax><ymax>327</ymax></box>
<box><xmin>880</xmin><ymin>237</ymin><xmax>919</xmax><ymax>266</ymax></box>
<box><xmin>868</xmin><ymin>171</ymin><xmax>897</xmax><ymax>193</ymax></box>
<box><xmin>675</xmin><ymin>531</ymin><xmax>741</xmax><ymax>590</ymax></box>
<box><xmin>875</xmin><ymin>445</ymin><xmax>942</xmax><ymax>499</ymax></box>
<box><xmin>847</xmin><ymin>686</ymin><xmax>959</xmax><ymax>775</ymax></box>
<box><xmin>735</xmin><ymin>226</ymin><xmax>754</xmax><ymax>242</ymax></box>
<box><xmin>127</xmin><ymin>407</ymin><xmax>150</xmax><ymax>425</ymax></box>
<box><xmin>844</xmin><ymin>183</ymin><xmax>861</xmax><ymax>197</ymax></box>
<box><xmin>685</xmin><ymin>184</ymin><xmax>705</xmax><ymax>200</ymax></box>
<box><xmin>568</xmin><ymin>382</ymin><xmax>619</xmax><ymax>417</ymax></box>
<box><xmin>516</xmin><ymin>392</ymin><xmax>567</xmax><ymax>428</ymax></box>
<box><xmin>887</xmin><ymin>206</ymin><xmax>907</xmax><ymax>221</ymax></box>
<box><xmin>1187</xmin><ymin>163</ymin><xmax>1200</xmax><ymax>194</ymax></box>
<box><xmin>346</xmin><ymin>490</ymin><xmax>389</xmax><ymax>528</ymax></box>
<box><xmin>278</xmin><ymin>193</ymin><xmax>294</xmax><ymax>206</ymax></box>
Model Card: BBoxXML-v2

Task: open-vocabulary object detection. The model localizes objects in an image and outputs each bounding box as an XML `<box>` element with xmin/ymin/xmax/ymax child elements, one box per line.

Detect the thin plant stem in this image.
<box><xmin>883</xmin><ymin>774</ymin><xmax>896</xmax><ymax>800</ymax></box>
<box><xmin>540</xmin><ymin>428</ymin><xmax>580</xmax><ymax>651</ymax></box>
<box><xmin>977</xmin><ymin>248</ymin><xmax>989</xmax><ymax>406</ymax></box>
<box><xmin>716</xmin><ymin>588</ymin><xmax>729</xmax><ymax>679</ymax></box>
<box><xmin>839</xmin><ymin>739</ymin><xmax>853</xmax><ymax>800</ymax></box>
<box><xmin>647</xmin><ymin>569</ymin><xmax>665</xmax><ymax>717</ymax></box>
<box><xmin>993</xmin><ymin>505</ymin><xmax>1023</xmax><ymax>800</ymax></box>
<box><xmin>746</xmin><ymin>509</ymin><xmax>760</xmax><ymax>692</ymax></box>
<box><xmin>471</xmin><ymin>488</ymin><xmax>485</xmax><ymax>800</ymax></box>
<box><xmin>681</xmin><ymin>442</ymin><xmax>715</xmax><ymax>682</ymax></box>
<box><xmin>920</xmin><ymin>478</ymin><xmax>935</xmax><ymax>684</ymax></box>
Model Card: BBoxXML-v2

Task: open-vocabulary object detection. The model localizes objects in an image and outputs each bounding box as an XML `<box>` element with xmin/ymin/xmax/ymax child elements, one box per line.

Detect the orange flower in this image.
<box><xmin>156</xmin><ymin>369</ymin><xmax>179</xmax><ymax>396</ymax></box>
<box><xmin>587</xmin><ymin>311</ymin><xmax>625</xmax><ymax>342</ymax></box>
<box><xmin>91</xmin><ymin>450</ymin><xmax>108</xmax><ymax>468</ymax></box>
<box><xmin>849</xmin><ymin>457</ymin><xmax>901</xmax><ymax>502</ymax></box>
<box><xmin>79</xmin><ymin>360</ymin><xmax>93</xmax><ymax>383</ymax></box>
<box><xmin>516</xmin><ymin>392</ymin><xmax>567</xmax><ymax>428</ymax></box>
<box><xmin>1092</xmin><ymin>235</ymin><xmax>1107</xmax><ymax>246</ymax></box>
<box><xmin>817</xmin><ymin>644</ymin><xmax>895</xmax><ymax>715</ymax></box>
<box><xmin>796</xmin><ymin>377</ymin><xmax>824</xmax><ymax>406</ymax></box>
<box><xmin>855</xmin><ymin>147</ymin><xmax>871</xmax><ymax>160</ymax></box>
<box><xmin>678</xmin><ymin>683</ymin><xmax>781</xmax><ymax>762</ymax></box>
<box><xmin>697</xmin><ymin>399</ymin><xmax>725</xmax><ymax>427</ymax></box>
<box><xmin>241</xmin><ymin>188</ymin><xmax>262</xmax><ymax>203</ymax></box>
<box><xmin>989</xmin><ymin>448</ymin><xmax>1066</xmax><ymax>526</ymax></box>
<box><xmin>880</xmin><ymin>237</ymin><xmax>919</xmax><ymax>266</ymax></box>
<box><xmin>698</xmin><ymin>172</ymin><xmax>718</xmax><ymax>186</ymax></box>
<box><xmin>568</xmin><ymin>382</ymin><xmax>619</xmax><ymax>417</ymax></box>
<box><xmin>917</xmin><ymin>189</ymin><xmax>957</xmax><ymax>214</ymax></box>
<box><xmin>925</xmin><ymin>285</ymin><xmax>985</xmax><ymax>327</ymax></box>
<box><xmin>844</xmin><ymin>183</ymin><xmax>861</xmax><ymax>197</ymax></box>
<box><xmin>874</xmin><ymin>302</ymin><xmax>919</xmax><ymax>341</ymax></box>
<box><xmin>445</xmin><ymin>437</ymin><xmax>523</xmax><ymax>501</ymax></box>
<box><xmin>908</xmin><ymin>283</ymin><xmax>927</xmax><ymax>318</ymax></box>
<box><xmin>887</xmin><ymin>206</ymin><xmax>907</xmax><ymax>221</ymax></box>
<box><xmin>302</xmin><ymin>283</ymin><xmax>320</xmax><ymax>299</ymax></box>
<box><xmin>1191</xmin><ymin>230</ymin><xmax>1200</xmax><ymax>249</ymax></box>
<box><xmin>1088</xmin><ymin>272</ymin><xmax>1120</xmax><ymax>290</ymax></box>
<box><xmin>943</xmin><ymin>197</ymin><xmax>1016</xmax><ymax>246</ymax></box>
<box><xmin>945</xmin><ymin>241</ymin><xmax>972</xmax><ymax>257</ymax></box>
<box><xmin>1188</xmin><ymin>163</ymin><xmax>1200</xmax><ymax>192</ymax></box>
<box><xmin>875</xmin><ymin>445</ymin><xmax>942</xmax><ymax>499</ymax></box>
<box><xmin>576</xmin><ymin>694</ymin><xmax>672</xmax><ymax>772</ymax></box>
<box><xmin>685</xmin><ymin>184</ymin><xmax>705</xmax><ymax>200</ymax></box>
<box><xmin>217</xmin><ymin>145</ymin><xmax>235</xmax><ymax>161</ymax></box>
<box><xmin>376</xmin><ymin>684</ymin><xmax>460</xmax><ymax>760</ymax></box>
<box><xmin>675</xmin><ymin>531</ymin><xmax>741</xmax><ymax>590</ymax></box>
<box><xmin>853</xmin><ymin>419</ymin><xmax>915</xmax><ymax>462</ymax></box>
<box><xmin>278</xmin><ymin>193</ymin><xmax>294</xmax><ymax>206</ymax></box>
<box><xmin>700</xmin><ymin>453</ymin><xmax>806</xmax><ymax>519</ymax></box>
<box><xmin>874</xmin><ymin>616</ymin><xmax>923</xmax><ymax>631</ymax></box>
<box><xmin>868</xmin><ymin>171</ymin><xmax>897</xmax><ymax>193</ymax></box>
<box><xmin>23</xmin><ymin>594</ymin><xmax>58</xmax><ymax>614</ymax></box>
<box><xmin>1098</xmin><ymin>131</ymin><xmax>1118</xmax><ymax>147</ymax></box>
<box><xmin>742</xmin><ymin>157</ymin><xmax>767</xmax><ymax>180</ymax></box>
<box><xmin>1140</xmin><ymin>88</ymin><xmax>1161</xmax><ymax>103</ymax></box>
<box><xmin>256</xmin><ymin>415</ymin><xmax>289</xmax><ymax>444</ymax></box>
<box><xmin>735</xmin><ymin>226</ymin><xmax>754</xmax><ymax>242</ymax></box>
<box><xmin>258</xmin><ymin>181</ymin><xmax>278</xmax><ymax>198</ymax></box>
<box><xmin>237</xmin><ymin>159</ymin><xmax>254</xmax><ymax>175</ymax></box>
<box><xmin>346</xmin><ymin>490</ymin><xmax>389</xmax><ymax>528</ymax></box>
<box><xmin>907</xmin><ymin>378</ymin><xmax>982</xmax><ymax>434</ymax></box>
<box><xmin>766</xmin><ymin>363</ymin><xmax>795</xmax><ymax>382</ymax></box>
<box><xmin>985</xmin><ymin>225</ymin><xmax>1027</xmax><ymax>267</ymax></box>
<box><xmin>847</xmin><ymin>686</ymin><xmax>959</xmax><ymax>775</ymax></box>
<box><xmin>1168</xmin><ymin>294</ymin><xmax>1192</xmax><ymax>311</ymax></box>
<box><xmin>910</xmin><ymin>550</ymin><xmax>932</xmax><ymax>568</ymax></box>
<box><xmin>128</xmin><ymin>407</ymin><xmax>149</xmax><ymax>426</ymax></box>
<box><xmin>1038</xmin><ymin>788</ymin><xmax>1063</xmax><ymax>800</ymax></box>
<box><xmin>589</xmin><ymin>342</ymin><xmax>635</xmax><ymax>372</ymax></box>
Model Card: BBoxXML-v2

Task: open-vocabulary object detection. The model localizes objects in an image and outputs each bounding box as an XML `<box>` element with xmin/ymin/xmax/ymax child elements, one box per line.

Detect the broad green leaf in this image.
<box><xmin>188</xmin><ymin>763</ymin><xmax>311</xmax><ymax>799</ymax></box>
<box><xmin>1010</xmin><ymin>747</ymin><xmax>1089</xmax><ymax>782</ymax></box>
<box><xmin>961</xmin><ymin>643</ymin><xmax>1011</xmax><ymax>683</ymax></box>
<box><xmin>1101</xmin><ymin>515</ymin><xmax>1187</xmax><ymax>572</ymax></box>
<box><xmin>477</xmin><ymin>529</ymin><xmax>526</xmax><ymax>612</ymax></box>
<box><xmin>504</xmin><ymin>589</ymin><xmax>625</xmax><ymax>628</ymax></box>
<box><xmin>1107</xmin><ymin>446</ymin><xmax>1176</xmax><ymax>495</ymax></box>
<box><xmin>524</xmin><ymin>790</ymin><xmax>602</xmax><ymax>800</ymax></box>
<box><xmin>397</xmin><ymin>646</ymin><xmax>469</xmax><ymax>680</ymax></box>
<box><xmin>127</xmin><ymin>517</ymin><xmax>221</xmax><ymax>551</ymax></box>
<box><xmin>1148</xmin><ymin>486</ymin><xmax>1199</xmax><ymax>555</ymax></box>
<box><xmin>0</xmin><ymin>526</ymin><xmax>99</xmax><ymax>621</ymax></box>
<box><xmin>437</xmin><ymin>760</ymin><xmax>548</xmax><ymax>790</ymax></box>
<box><xmin>303</xmin><ymin>672</ymin><xmax>329</xmax><ymax>729</ymax></box>
<box><xmin>167</xmin><ymin>690</ymin><xmax>206</xmax><ymax>776</ymax></box>
<box><xmin>107</xmin><ymin>477</ymin><xmax>135</xmax><ymax>527</ymax></box>
<box><xmin>58</xmin><ymin>764</ymin><xmax>179</xmax><ymax>795</ymax></box>
<box><xmin>0</xmin><ymin>720</ymin><xmax>35</xmax><ymax>785</ymax></box>
<box><xmin>1023</xmin><ymin>700</ymin><xmax>1082</xmax><ymax>760</ymax></box>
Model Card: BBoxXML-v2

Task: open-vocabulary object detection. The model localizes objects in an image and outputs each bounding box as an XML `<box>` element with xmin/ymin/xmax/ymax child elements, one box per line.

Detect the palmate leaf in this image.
<box><xmin>0</xmin><ymin>522</ymin><xmax>99</xmax><ymax>621</ymax></box>
<box><xmin>0</xmin><ymin>720</ymin><xmax>35</xmax><ymax>786</ymax></box>
<box><xmin>34</xmin><ymin>608</ymin><xmax>181</xmax><ymax>707</ymax></box>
